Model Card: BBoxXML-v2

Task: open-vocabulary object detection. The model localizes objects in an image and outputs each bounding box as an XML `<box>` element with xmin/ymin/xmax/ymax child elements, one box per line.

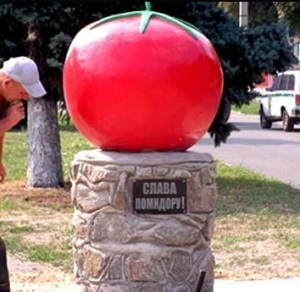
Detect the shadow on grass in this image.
<box><xmin>59</xmin><ymin>124</ymin><xmax>77</xmax><ymax>132</ymax></box>
<box><xmin>216</xmin><ymin>175</ymin><xmax>300</xmax><ymax>216</ymax></box>
<box><xmin>9</xmin><ymin>124</ymin><xmax>78</xmax><ymax>132</ymax></box>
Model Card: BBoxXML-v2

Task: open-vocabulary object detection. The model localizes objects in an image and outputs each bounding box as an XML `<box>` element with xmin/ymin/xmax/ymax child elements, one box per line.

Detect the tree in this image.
<box><xmin>0</xmin><ymin>1</ymin><xmax>298</xmax><ymax>188</ymax></box>
<box><xmin>2</xmin><ymin>2</ymin><xmax>66</xmax><ymax>187</ymax></box>
<box><xmin>149</xmin><ymin>2</ymin><xmax>298</xmax><ymax>145</ymax></box>
<box><xmin>25</xmin><ymin>10</ymin><xmax>64</xmax><ymax>187</ymax></box>
<box><xmin>217</xmin><ymin>2</ymin><xmax>278</xmax><ymax>27</ymax></box>
<box><xmin>274</xmin><ymin>2</ymin><xmax>300</xmax><ymax>37</ymax></box>
<box><xmin>218</xmin><ymin>2</ymin><xmax>239</xmax><ymax>18</ymax></box>
<box><xmin>0</xmin><ymin>1</ymin><xmax>128</xmax><ymax>187</ymax></box>
<box><xmin>248</xmin><ymin>3</ymin><xmax>278</xmax><ymax>27</ymax></box>
<box><xmin>0</xmin><ymin>1</ymin><xmax>86</xmax><ymax>187</ymax></box>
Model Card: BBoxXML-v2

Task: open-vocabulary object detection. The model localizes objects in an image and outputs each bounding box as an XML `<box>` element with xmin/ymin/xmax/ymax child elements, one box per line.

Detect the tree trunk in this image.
<box><xmin>27</xmin><ymin>98</ymin><xmax>64</xmax><ymax>187</ymax></box>
<box><xmin>26</xmin><ymin>22</ymin><xmax>64</xmax><ymax>187</ymax></box>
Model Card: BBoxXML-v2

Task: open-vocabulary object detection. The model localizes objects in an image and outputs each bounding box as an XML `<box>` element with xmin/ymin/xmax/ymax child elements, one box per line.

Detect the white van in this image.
<box><xmin>259</xmin><ymin>69</ymin><xmax>300</xmax><ymax>131</ymax></box>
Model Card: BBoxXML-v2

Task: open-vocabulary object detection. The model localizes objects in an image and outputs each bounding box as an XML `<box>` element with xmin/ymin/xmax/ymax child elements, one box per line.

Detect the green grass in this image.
<box><xmin>3</xmin><ymin>234</ymin><xmax>72</xmax><ymax>269</ymax></box>
<box><xmin>2</xmin><ymin>126</ymin><xmax>300</xmax><ymax>278</ymax></box>
<box><xmin>3</xmin><ymin>130</ymin><xmax>28</xmax><ymax>181</ymax></box>
<box><xmin>8</xmin><ymin>225</ymin><xmax>35</xmax><ymax>234</ymax></box>
<box><xmin>232</xmin><ymin>99</ymin><xmax>260</xmax><ymax>115</ymax></box>
<box><xmin>216</xmin><ymin>162</ymin><xmax>300</xmax><ymax>215</ymax></box>
<box><xmin>0</xmin><ymin>207</ymin><xmax>73</xmax><ymax>270</ymax></box>
<box><xmin>213</xmin><ymin>160</ymin><xmax>300</xmax><ymax>277</ymax></box>
<box><xmin>0</xmin><ymin>197</ymin><xmax>19</xmax><ymax>210</ymax></box>
<box><xmin>3</xmin><ymin>126</ymin><xmax>94</xmax><ymax>181</ymax></box>
<box><xmin>27</xmin><ymin>243</ymin><xmax>72</xmax><ymax>266</ymax></box>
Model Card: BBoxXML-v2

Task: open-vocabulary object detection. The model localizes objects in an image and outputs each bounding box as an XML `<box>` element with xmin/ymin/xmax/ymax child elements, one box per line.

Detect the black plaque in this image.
<box><xmin>132</xmin><ymin>178</ymin><xmax>187</xmax><ymax>214</ymax></box>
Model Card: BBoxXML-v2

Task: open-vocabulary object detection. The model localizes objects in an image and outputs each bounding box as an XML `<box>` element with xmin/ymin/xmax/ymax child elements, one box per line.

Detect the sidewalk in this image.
<box><xmin>215</xmin><ymin>277</ymin><xmax>300</xmax><ymax>291</ymax></box>
<box><xmin>10</xmin><ymin>278</ymin><xmax>300</xmax><ymax>292</ymax></box>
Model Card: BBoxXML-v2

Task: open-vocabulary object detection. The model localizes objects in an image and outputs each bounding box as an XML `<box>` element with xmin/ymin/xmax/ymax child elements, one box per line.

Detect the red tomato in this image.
<box><xmin>63</xmin><ymin>11</ymin><xmax>223</xmax><ymax>152</ymax></box>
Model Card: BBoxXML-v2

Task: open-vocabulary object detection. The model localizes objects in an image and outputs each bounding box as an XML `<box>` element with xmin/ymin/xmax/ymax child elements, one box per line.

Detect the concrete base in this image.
<box><xmin>70</xmin><ymin>150</ymin><xmax>217</xmax><ymax>292</ymax></box>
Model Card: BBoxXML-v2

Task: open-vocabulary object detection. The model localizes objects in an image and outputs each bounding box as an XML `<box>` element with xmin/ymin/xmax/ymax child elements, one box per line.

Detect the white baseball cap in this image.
<box><xmin>2</xmin><ymin>56</ymin><xmax>46</xmax><ymax>98</ymax></box>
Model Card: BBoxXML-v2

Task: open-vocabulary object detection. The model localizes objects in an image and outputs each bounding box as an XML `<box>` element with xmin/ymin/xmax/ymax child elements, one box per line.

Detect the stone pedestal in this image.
<box><xmin>70</xmin><ymin>150</ymin><xmax>217</xmax><ymax>292</ymax></box>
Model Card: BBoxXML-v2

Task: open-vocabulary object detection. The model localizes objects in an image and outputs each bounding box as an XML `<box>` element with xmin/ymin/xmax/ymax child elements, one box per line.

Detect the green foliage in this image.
<box><xmin>274</xmin><ymin>2</ymin><xmax>300</xmax><ymax>36</ymax></box>
<box><xmin>0</xmin><ymin>3</ymin><xmax>26</xmax><ymax>63</ymax></box>
<box><xmin>242</xmin><ymin>23</ymin><xmax>298</xmax><ymax>84</ymax></box>
<box><xmin>218</xmin><ymin>2</ymin><xmax>278</xmax><ymax>27</ymax></box>
<box><xmin>228</xmin><ymin>22</ymin><xmax>298</xmax><ymax>107</ymax></box>
<box><xmin>249</xmin><ymin>3</ymin><xmax>278</xmax><ymax>27</ymax></box>
<box><xmin>175</xmin><ymin>2</ymin><xmax>297</xmax><ymax>145</ymax></box>
<box><xmin>0</xmin><ymin>1</ymin><xmax>298</xmax><ymax>147</ymax></box>
<box><xmin>0</xmin><ymin>1</ymin><xmax>103</xmax><ymax>100</ymax></box>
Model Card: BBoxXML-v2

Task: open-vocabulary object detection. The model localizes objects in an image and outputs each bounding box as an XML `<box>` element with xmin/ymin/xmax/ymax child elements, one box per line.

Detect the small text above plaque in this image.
<box><xmin>133</xmin><ymin>178</ymin><xmax>187</xmax><ymax>214</ymax></box>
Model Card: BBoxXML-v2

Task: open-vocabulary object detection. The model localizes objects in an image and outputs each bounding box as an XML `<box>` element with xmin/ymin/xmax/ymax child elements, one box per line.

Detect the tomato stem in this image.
<box><xmin>89</xmin><ymin>5</ymin><xmax>201</xmax><ymax>40</ymax></box>
<box><xmin>145</xmin><ymin>2</ymin><xmax>152</xmax><ymax>11</ymax></box>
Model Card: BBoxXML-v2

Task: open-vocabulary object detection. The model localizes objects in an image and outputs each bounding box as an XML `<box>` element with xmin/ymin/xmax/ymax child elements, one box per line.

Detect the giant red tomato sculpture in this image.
<box><xmin>63</xmin><ymin>4</ymin><xmax>223</xmax><ymax>152</ymax></box>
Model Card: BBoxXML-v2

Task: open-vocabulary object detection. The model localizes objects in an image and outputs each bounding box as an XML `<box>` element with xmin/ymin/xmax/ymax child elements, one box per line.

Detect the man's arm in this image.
<box><xmin>0</xmin><ymin>102</ymin><xmax>25</xmax><ymax>136</ymax></box>
<box><xmin>0</xmin><ymin>134</ymin><xmax>4</xmax><ymax>161</ymax></box>
<box><xmin>0</xmin><ymin>102</ymin><xmax>26</xmax><ymax>182</ymax></box>
<box><xmin>0</xmin><ymin>116</ymin><xmax>14</xmax><ymax>182</ymax></box>
<box><xmin>0</xmin><ymin>118</ymin><xmax>14</xmax><ymax>137</ymax></box>
<box><xmin>0</xmin><ymin>134</ymin><xmax>6</xmax><ymax>183</ymax></box>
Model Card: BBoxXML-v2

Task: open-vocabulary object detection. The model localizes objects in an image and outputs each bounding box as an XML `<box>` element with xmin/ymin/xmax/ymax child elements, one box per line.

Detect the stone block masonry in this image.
<box><xmin>70</xmin><ymin>150</ymin><xmax>217</xmax><ymax>292</ymax></box>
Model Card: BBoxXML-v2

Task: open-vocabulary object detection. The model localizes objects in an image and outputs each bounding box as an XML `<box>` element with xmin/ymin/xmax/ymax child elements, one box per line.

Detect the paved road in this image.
<box><xmin>191</xmin><ymin>112</ymin><xmax>300</xmax><ymax>189</ymax></box>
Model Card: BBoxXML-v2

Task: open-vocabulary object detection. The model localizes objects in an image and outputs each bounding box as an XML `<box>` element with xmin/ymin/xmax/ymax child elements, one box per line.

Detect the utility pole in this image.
<box><xmin>239</xmin><ymin>2</ymin><xmax>248</xmax><ymax>27</ymax></box>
